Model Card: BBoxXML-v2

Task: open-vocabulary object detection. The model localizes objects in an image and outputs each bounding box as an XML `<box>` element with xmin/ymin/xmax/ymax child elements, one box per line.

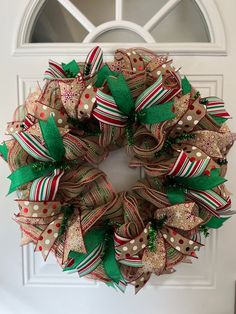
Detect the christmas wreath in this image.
<box><xmin>0</xmin><ymin>46</ymin><xmax>234</xmax><ymax>293</ymax></box>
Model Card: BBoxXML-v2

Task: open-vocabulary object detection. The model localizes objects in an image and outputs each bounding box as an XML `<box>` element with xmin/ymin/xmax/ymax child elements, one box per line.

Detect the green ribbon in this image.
<box><xmin>65</xmin><ymin>227</ymin><xmax>123</xmax><ymax>284</ymax></box>
<box><xmin>108</xmin><ymin>73</ymin><xmax>176</xmax><ymax>124</ymax></box>
<box><xmin>175</xmin><ymin>168</ymin><xmax>226</xmax><ymax>190</ymax></box>
<box><xmin>167</xmin><ymin>186</ymin><xmax>185</xmax><ymax>205</ymax></box>
<box><xmin>205</xmin><ymin>216</ymin><xmax>229</xmax><ymax>229</ymax></box>
<box><xmin>39</xmin><ymin>116</ymin><xmax>65</xmax><ymax>162</ymax></box>
<box><xmin>8</xmin><ymin>115</ymin><xmax>65</xmax><ymax>194</ymax></box>
<box><xmin>107</xmin><ymin>74</ymin><xmax>135</xmax><ymax>116</ymax></box>
<box><xmin>0</xmin><ymin>142</ymin><xmax>8</xmax><ymax>161</ymax></box>
<box><xmin>210</xmin><ymin>115</ymin><xmax>227</xmax><ymax>125</ymax></box>
<box><xmin>182</xmin><ymin>76</ymin><xmax>192</xmax><ymax>95</ymax></box>
<box><xmin>95</xmin><ymin>64</ymin><xmax>118</xmax><ymax>88</ymax></box>
<box><xmin>96</xmin><ymin>65</ymin><xmax>176</xmax><ymax>124</ymax></box>
<box><xmin>137</xmin><ymin>101</ymin><xmax>176</xmax><ymax>124</ymax></box>
<box><xmin>103</xmin><ymin>236</ymin><xmax>123</xmax><ymax>284</ymax></box>
<box><xmin>62</xmin><ymin>60</ymin><xmax>80</xmax><ymax>78</ymax></box>
<box><xmin>8</xmin><ymin>163</ymin><xmax>57</xmax><ymax>195</ymax></box>
<box><xmin>167</xmin><ymin>168</ymin><xmax>226</xmax><ymax>205</ymax></box>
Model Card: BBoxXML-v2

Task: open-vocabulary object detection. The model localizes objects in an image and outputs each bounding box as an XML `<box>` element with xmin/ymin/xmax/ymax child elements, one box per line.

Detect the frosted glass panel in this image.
<box><xmin>70</xmin><ymin>0</ymin><xmax>115</xmax><ymax>26</ymax></box>
<box><xmin>31</xmin><ymin>0</ymin><xmax>88</xmax><ymax>43</ymax></box>
<box><xmin>30</xmin><ymin>0</ymin><xmax>210</xmax><ymax>43</ymax></box>
<box><xmin>123</xmin><ymin>0</ymin><xmax>167</xmax><ymax>26</ymax></box>
<box><xmin>150</xmin><ymin>0</ymin><xmax>209</xmax><ymax>42</ymax></box>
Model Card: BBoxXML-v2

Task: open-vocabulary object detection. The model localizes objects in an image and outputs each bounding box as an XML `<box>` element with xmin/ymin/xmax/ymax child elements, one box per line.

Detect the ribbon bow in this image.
<box><xmin>166</xmin><ymin>150</ymin><xmax>231</xmax><ymax>217</ymax></box>
<box><xmin>16</xmin><ymin>200</ymin><xmax>85</xmax><ymax>263</ymax></box>
<box><xmin>7</xmin><ymin>115</ymin><xmax>66</xmax><ymax>195</ymax></box>
<box><xmin>44</xmin><ymin>46</ymin><xmax>103</xmax><ymax>80</ymax></box>
<box><xmin>64</xmin><ymin>225</ymin><xmax>125</xmax><ymax>291</ymax></box>
<box><xmin>115</xmin><ymin>202</ymin><xmax>203</xmax><ymax>293</ymax></box>
<box><xmin>15</xmin><ymin>164</ymin><xmax>117</xmax><ymax>264</ymax></box>
<box><xmin>93</xmin><ymin>71</ymin><xmax>178</xmax><ymax>127</ymax></box>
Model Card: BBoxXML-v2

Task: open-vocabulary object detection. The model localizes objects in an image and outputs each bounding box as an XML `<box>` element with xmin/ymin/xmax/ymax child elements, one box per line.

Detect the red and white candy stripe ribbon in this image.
<box><xmin>93</xmin><ymin>74</ymin><xmax>181</xmax><ymax>127</ymax></box>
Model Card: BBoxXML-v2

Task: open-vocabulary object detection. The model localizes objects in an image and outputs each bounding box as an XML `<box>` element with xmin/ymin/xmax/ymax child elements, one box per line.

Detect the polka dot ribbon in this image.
<box><xmin>16</xmin><ymin>200</ymin><xmax>86</xmax><ymax>263</ymax></box>
<box><xmin>115</xmin><ymin>202</ymin><xmax>203</xmax><ymax>293</ymax></box>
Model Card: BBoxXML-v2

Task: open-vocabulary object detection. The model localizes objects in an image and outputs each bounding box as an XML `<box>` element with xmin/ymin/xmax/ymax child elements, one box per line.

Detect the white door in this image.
<box><xmin>0</xmin><ymin>1</ymin><xmax>236</xmax><ymax>313</ymax></box>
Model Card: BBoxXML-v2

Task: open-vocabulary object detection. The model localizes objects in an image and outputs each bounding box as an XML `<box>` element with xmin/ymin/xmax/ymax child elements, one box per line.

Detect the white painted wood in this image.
<box><xmin>56</xmin><ymin>0</ymin><xmax>95</xmax><ymax>32</ymax></box>
<box><xmin>0</xmin><ymin>1</ymin><xmax>236</xmax><ymax>314</ymax></box>
<box><xmin>83</xmin><ymin>20</ymin><xmax>156</xmax><ymax>43</ymax></box>
<box><xmin>115</xmin><ymin>0</ymin><xmax>123</xmax><ymax>21</ymax></box>
<box><xmin>144</xmin><ymin>0</ymin><xmax>182</xmax><ymax>31</ymax></box>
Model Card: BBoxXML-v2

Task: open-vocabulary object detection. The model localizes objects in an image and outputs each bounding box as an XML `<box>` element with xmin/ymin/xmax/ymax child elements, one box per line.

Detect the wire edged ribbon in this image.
<box><xmin>7</xmin><ymin>115</ymin><xmax>66</xmax><ymax>194</ymax></box>
<box><xmin>93</xmin><ymin>70</ymin><xmax>178</xmax><ymax>127</ymax></box>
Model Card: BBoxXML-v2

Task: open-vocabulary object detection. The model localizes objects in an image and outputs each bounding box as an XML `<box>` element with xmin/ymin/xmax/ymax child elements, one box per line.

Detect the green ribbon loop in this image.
<box><xmin>95</xmin><ymin>64</ymin><xmax>118</xmax><ymax>88</ymax></box>
<box><xmin>103</xmin><ymin>237</ymin><xmax>123</xmax><ymax>284</ymax></box>
<box><xmin>210</xmin><ymin>115</ymin><xmax>227</xmax><ymax>125</ymax></box>
<box><xmin>8</xmin><ymin>116</ymin><xmax>65</xmax><ymax>194</ymax></box>
<box><xmin>95</xmin><ymin>65</ymin><xmax>176</xmax><ymax>126</ymax></box>
<box><xmin>65</xmin><ymin>227</ymin><xmax>123</xmax><ymax>284</ymax></box>
<box><xmin>0</xmin><ymin>142</ymin><xmax>8</xmax><ymax>161</ymax></box>
<box><xmin>137</xmin><ymin>101</ymin><xmax>176</xmax><ymax>124</ymax></box>
<box><xmin>167</xmin><ymin>186</ymin><xmax>186</xmax><ymax>205</ymax></box>
<box><xmin>166</xmin><ymin>169</ymin><xmax>226</xmax><ymax>205</ymax></box>
<box><xmin>39</xmin><ymin>115</ymin><xmax>65</xmax><ymax>162</ymax></box>
<box><xmin>64</xmin><ymin>228</ymin><xmax>106</xmax><ymax>271</ymax></box>
<box><xmin>8</xmin><ymin>163</ymin><xmax>56</xmax><ymax>195</ymax></box>
<box><xmin>107</xmin><ymin>74</ymin><xmax>135</xmax><ymax>116</ymax></box>
<box><xmin>62</xmin><ymin>60</ymin><xmax>80</xmax><ymax>78</ymax></box>
<box><xmin>182</xmin><ymin>76</ymin><xmax>192</xmax><ymax>95</ymax></box>
<box><xmin>205</xmin><ymin>216</ymin><xmax>229</xmax><ymax>229</ymax></box>
<box><xmin>174</xmin><ymin>168</ymin><xmax>226</xmax><ymax>190</ymax></box>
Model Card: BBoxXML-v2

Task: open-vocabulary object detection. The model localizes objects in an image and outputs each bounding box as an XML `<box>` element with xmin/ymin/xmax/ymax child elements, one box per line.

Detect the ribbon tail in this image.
<box><xmin>62</xmin><ymin>215</ymin><xmax>86</xmax><ymax>264</ymax></box>
<box><xmin>134</xmin><ymin>272</ymin><xmax>151</xmax><ymax>294</ymax></box>
<box><xmin>44</xmin><ymin>59</ymin><xmax>66</xmax><ymax>79</ymax></box>
<box><xmin>186</xmin><ymin>189</ymin><xmax>230</xmax><ymax>217</ymax></box>
<box><xmin>163</xmin><ymin>227</ymin><xmax>202</xmax><ymax>257</ymax></box>
<box><xmin>142</xmin><ymin>231</ymin><xmax>166</xmax><ymax>275</ymax></box>
<box><xmin>103</xmin><ymin>238</ymin><xmax>123</xmax><ymax>284</ymax></box>
<box><xmin>205</xmin><ymin>216</ymin><xmax>230</xmax><ymax>229</ymax></box>
<box><xmin>35</xmin><ymin>214</ymin><xmax>64</xmax><ymax>261</ymax></box>
<box><xmin>39</xmin><ymin>115</ymin><xmax>65</xmax><ymax>162</ymax></box>
<box><xmin>204</xmin><ymin>97</ymin><xmax>231</xmax><ymax>120</ymax></box>
<box><xmin>13</xmin><ymin>130</ymin><xmax>53</xmax><ymax>162</ymax></box>
<box><xmin>95</xmin><ymin>64</ymin><xmax>118</xmax><ymax>88</ymax></box>
<box><xmin>0</xmin><ymin>142</ymin><xmax>8</xmax><ymax>161</ymax></box>
<box><xmin>181</xmin><ymin>76</ymin><xmax>192</xmax><ymax>95</ymax></box>
<box><xmin>7</xmin><ymin>163</ymin><xmax>56</xmax><ymax>194</ymax></box>
<box><xmin>64</xmin><ymin>228</ymin><xmax>106</xmax><ymax>273</ymax></box>
<box><xmin>137</xmin><ymin>101</ymin><xmax>176</xmax><ymax>124</ymax></box>
<box><xmin>109</xmin><ymin>279</ymin><xmax>127</xmax><ymax>293</ymax></box>
<box><xmin>175</xmin><ymin>168</ymin><xmax>226</xmax><ymax>190</ymax></box>
<box><xmin>84</xmin><ymin>46</ymin><xmax>103</xmax><ymax>79</ymax></box>
<box><xmin>107</xmin><ymin>74</ymin><xmax>135</xmax><ymax>115</ymax></box>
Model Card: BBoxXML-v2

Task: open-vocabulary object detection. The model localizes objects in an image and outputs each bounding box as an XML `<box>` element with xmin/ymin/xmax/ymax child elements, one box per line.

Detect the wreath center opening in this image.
<box><xmin>99</xmin><ymin>148</ymin><xmax>140</xmax><ymax>192</ymax></box>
